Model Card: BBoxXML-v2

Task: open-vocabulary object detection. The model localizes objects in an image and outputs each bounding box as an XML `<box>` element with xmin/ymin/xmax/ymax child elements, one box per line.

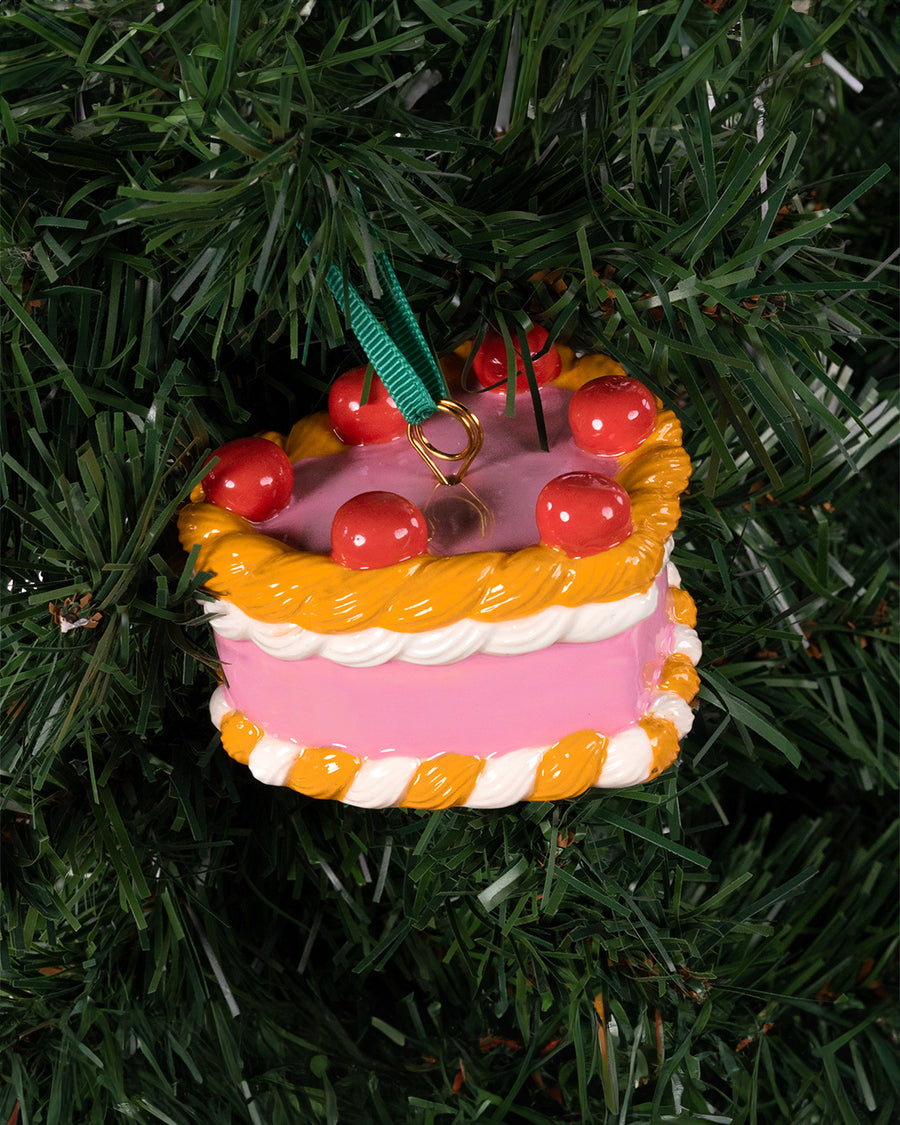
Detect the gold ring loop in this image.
<box><xmin>408</xmin><ymin>400</ymin><xmax>484</xmax><ymax>486</ymax></box>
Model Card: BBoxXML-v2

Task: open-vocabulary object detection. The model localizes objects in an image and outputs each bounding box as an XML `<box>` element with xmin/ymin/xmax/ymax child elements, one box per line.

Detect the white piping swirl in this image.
<box><xmin>205</xmin><ymin>582</ymin><xmax>660</xmax><ymax>667</ymax></box>
<box><xmin>672</xmin><ymin>624</ymin><xmax>702</xmax><ymax>667</ymax></box>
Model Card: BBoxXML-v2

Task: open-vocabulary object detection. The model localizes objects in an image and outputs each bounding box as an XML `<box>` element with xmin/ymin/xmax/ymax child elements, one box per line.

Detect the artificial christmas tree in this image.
<box><xmin>2</xmin><ymin>2</ymin><xmax>898</xmax><ymax>1121</ymax></box>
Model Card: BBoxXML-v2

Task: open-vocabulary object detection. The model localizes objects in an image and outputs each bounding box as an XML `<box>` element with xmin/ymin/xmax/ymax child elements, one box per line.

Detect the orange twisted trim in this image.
<box><xmin>658</xmin><ymin>654</ymin><xmax>701</xmax><ymax>702</ymax></box>
<box><xmin>177</xmin><ymin>353</ymin><xmax>691</xmax><ymax>635</ymax></box>
<box><xmin>670</xmin><ymin>587</ymin><xmax>698</xmax><ymax>627</ymax></box>
<box><xmin>217</xmin><ymin>707</ymin><xmax>685</xmax><ymax>807</ymax></box>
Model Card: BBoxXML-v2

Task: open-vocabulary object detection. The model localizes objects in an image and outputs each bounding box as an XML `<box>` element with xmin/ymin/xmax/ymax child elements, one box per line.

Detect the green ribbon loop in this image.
<box><xmin>299</xmin><ymin>223</ymin><xmax>446</xmax><ymax>425</ymax></box>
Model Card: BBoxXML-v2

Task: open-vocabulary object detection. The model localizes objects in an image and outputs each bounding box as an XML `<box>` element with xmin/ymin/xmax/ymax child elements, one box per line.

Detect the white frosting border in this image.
<box><xmin>206</xmin><ymin>584</ymin><xmax>659</xmax><ymax>666</ymax></box>
<box><xmin>205</xmin><ymin>541</ymin><xmax>675</xmax><ymax>667</ymax></box>
<box><xmin>207</xmin><ymin>616</ymin><xmax>701</xmax><ymax>808</ymax></box>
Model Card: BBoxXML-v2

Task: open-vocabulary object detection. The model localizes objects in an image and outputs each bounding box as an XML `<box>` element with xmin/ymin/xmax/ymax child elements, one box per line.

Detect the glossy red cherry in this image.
<box><xmin>568</xmin><ymin>375</ymin><xmax>657</xmax><ymax>455</ymax></box>
<box><xmin>202</xmin><ymin>437</ymin><xmax>293</xmax><ymax>522</ymax></box>
<box><xmin>331</xmin><ymin>491</ymin><xmax>428</xmax><ymax>570</ymax></box>
<box><xmin>536</xmin><ymin>472</ymin><xmax>633</xmax><ymax>558</ymax></box>
<box><xmin>328</xmin><ymin>365</ymin><xmax>407</xmax><ymax>444</ymax></box>
<box><xmin>471</xmin><ymin>325</ymin><xmax>562</xmax><ymax>393</ymax></box>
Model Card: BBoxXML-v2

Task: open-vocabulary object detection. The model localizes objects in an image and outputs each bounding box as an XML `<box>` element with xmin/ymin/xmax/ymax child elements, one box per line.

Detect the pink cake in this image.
<box><xmin>179</xmin><ymin>343</ymin><xmax>700</xmax><ymax>808</ymax></box>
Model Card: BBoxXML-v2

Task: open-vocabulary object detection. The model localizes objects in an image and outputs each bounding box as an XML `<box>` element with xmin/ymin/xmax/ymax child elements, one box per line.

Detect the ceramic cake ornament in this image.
<box><xmin>179</xmin><ymin>239</ymin><xmax>700</xmax><ymax>809</ymax></box>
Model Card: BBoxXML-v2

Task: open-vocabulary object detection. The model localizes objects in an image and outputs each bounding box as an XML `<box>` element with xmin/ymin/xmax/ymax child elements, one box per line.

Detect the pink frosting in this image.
<box><xmin>215</xmin><ymin>576</ymin><xmax>673</xmax><ymax>758</ymax></box>
<box><xmin>258</xmin><ymin>387</ymin><xmax>620</xmax><ymax>555</ymax></box>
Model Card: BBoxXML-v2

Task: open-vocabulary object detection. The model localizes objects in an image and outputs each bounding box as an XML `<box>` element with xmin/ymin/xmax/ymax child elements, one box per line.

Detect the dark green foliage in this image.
<box><xmin>2</xmin><ymin>2</ymin><xmax>898</xmax><ymax>1122</ymax></box>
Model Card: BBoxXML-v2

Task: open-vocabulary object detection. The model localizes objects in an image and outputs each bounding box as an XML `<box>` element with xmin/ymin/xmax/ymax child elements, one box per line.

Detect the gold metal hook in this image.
<box><xmin>407</xmin><ymin>399</ymin><xmax>484</xmax><ymax>486</ymax></box>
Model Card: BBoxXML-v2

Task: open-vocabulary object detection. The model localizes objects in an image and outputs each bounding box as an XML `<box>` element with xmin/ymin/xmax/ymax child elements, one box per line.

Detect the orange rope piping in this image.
<box><xmin>216</xmin><ymin>704</ymin><xmax>684</xmax><ymax>808</ymax></box>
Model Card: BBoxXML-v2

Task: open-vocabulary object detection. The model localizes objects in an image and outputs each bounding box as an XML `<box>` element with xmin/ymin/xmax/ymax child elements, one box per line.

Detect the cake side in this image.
<box><xmin>206</xmin><ymin>563</ymin><xmax>700</xmax><ymax>809</ymax></box>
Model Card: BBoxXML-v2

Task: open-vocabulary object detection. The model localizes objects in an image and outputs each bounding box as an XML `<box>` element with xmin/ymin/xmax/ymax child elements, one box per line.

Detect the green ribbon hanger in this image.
<box><xmin>298</xmin><ymin>222</ymin><xmax>447</xmax><ymax>425</ymax></box>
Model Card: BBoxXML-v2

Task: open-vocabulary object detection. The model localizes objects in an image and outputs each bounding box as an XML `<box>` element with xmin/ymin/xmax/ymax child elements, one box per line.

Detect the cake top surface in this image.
<box><xmin>259</xmin><ymin>385</ymin><xmax>620</xmax><ymax>557</ymax></box>
<box><xmin>178</xmin><ymin>346</ymin><xmax>691</xmax><ymax>634</ymax></box>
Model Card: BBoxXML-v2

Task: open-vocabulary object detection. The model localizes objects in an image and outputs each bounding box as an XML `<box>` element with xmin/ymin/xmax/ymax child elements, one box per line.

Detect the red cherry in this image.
<box><xmin>202</xmin><ymin>438</ymin><xmax>293</xmax><ymax>522</ymax></box>
<box><xmin>328</xmin><ymin>365</ymin><xmax>407</xmax><ymax>444</ymax></box>
<box><xmin>536</xmin><ymin>472</ymin><xmax>633</xmax><ymax>558</ymax></box>
<box><xmin>331</xmin><ymin>491</ymin><xmax>428</xmax><ymax>570</ymax></box>
<box><xmin>568</xmin><ymin>375</ymin><xmax>657</xmax><ymax>455</ymax></box>
<box><xmin>471</xmin><ymin>325</ymin><xmax>562</xmax><ymax>393</ymax></box>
